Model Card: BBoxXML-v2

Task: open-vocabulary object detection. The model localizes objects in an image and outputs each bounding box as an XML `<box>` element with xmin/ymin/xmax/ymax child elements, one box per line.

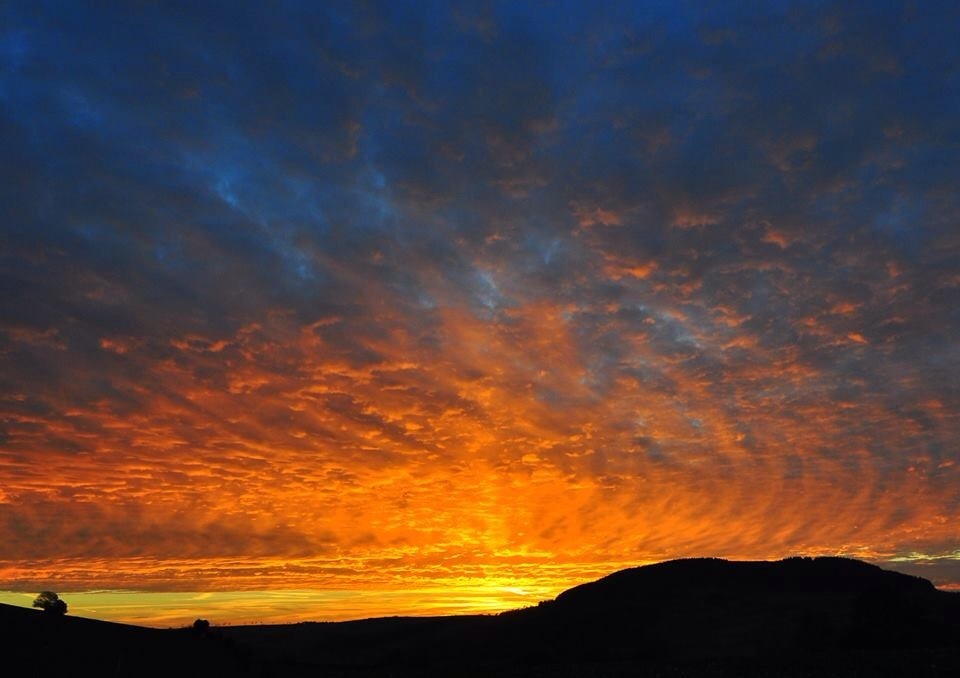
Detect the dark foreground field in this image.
<box><xmin>4</xmin><ymin>557</ymin><xmax>960</xmax><ymax>677</ymax></box>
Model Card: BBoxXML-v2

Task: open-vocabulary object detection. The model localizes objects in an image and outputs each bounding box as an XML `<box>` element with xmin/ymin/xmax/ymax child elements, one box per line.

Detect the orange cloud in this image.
<box><xmin>4</xmin><ymin>278</ymin><xmax>955</xmax><ymax>626</ymax></box>
<box><xmin>571</xmin><ymin>203</ymin><xmax>623</xmax><ymax>229</ymax></box>
<box><xmin>602</xmin><ymin>254</ymin><xmax>658</xmax><ymax>280</ymax></box>
<box><xmin>671</xmin><ymin>207</ymin><xmax>718</xmax><ymax>228</ymax></box>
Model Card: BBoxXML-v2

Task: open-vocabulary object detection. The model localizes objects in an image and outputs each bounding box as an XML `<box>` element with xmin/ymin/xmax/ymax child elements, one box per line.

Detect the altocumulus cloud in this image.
<box><xmin>1</xmin><ymin>0</ymin><xmax>959</xmax><ymax>602</ymax></box>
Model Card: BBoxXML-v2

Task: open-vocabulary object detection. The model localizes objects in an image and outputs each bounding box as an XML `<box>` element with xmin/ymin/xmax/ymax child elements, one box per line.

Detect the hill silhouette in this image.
<box><xmin>4</xmin><ymin>557</ymin><xmax>960</xmax><ymax>676</ymax></box>
<box><xmin>0</xmin><ymin>601</ymin><xmax>247</xmax><ymax>677</ymax></box>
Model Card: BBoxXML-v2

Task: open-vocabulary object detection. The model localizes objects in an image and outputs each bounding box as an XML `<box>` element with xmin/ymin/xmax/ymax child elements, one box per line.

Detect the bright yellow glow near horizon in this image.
<box><xmin>2</xmin><ymin>556</ymin><xmax>956</xmax><ymax>627</ymax></box>
<box><xmin>0</xmin><ymin>584</ymin><xmax>555</xmax><ymax>628</ymax></box>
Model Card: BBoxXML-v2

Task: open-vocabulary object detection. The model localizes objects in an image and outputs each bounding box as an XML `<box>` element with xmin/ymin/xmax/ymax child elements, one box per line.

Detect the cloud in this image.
<box><xmin>0</xmin><ymin>0</ymin><xmax>958</xmax><ymax>617</ymax></box>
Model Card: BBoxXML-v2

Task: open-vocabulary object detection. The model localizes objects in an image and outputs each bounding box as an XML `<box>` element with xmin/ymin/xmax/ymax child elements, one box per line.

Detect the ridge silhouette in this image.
<box><xmin>3</xmin><ymin>557</ymin><xmax>959</xmax><ymax>676</ymax></box>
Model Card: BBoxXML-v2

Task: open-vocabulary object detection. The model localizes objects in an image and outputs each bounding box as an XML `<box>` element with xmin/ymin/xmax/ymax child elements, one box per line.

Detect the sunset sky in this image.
<box><xmin>1</xmin><ymin>1</ymin><xmax>958</xmax><ymax>627</ymax></box>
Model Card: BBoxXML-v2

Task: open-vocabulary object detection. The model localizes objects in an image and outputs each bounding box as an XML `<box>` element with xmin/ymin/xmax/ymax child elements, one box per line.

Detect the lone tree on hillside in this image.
<box><xmin>33</xmin><ymin>591</ymin><xmax>67</xmax><ymax>616</ymax></box>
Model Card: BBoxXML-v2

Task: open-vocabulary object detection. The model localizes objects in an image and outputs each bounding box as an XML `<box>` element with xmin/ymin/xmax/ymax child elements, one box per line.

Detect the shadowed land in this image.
<box><xmin>4</xmin><ymin>557</ymin><xmax>960</xmax><ymax>677</ymax></box>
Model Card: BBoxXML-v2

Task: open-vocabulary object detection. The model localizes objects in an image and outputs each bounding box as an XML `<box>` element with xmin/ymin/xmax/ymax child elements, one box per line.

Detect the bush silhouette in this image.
<box><xmin>33</xmin><ymin>591</ymin><xmax>67</xmax><ymax>616</ymax></box>
<box><xmin>193</xmin><ymin>618</ymin><xmax>211</xmax><ymax>632</ymax></box>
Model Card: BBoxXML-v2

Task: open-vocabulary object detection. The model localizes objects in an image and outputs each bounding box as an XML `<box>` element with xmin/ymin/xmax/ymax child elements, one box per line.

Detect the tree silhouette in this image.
<box><xmin>193</xmin><ymin>618</ymin><xmax>211</xmax><ymax>632</ymax></box>
<box><xmin>33</xmin><ymin>591</ymin><xmax>67</xmax><ymax>616</ymax></box>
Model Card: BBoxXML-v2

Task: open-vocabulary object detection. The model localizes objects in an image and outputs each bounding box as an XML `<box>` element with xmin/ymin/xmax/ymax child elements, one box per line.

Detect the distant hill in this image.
<box><xmin>5</xmin><ymin>557</ymin><xmax>960</xmax><ymax>676</ymax></box>
<box><xmin>501</xmin><ymin>557</ymin><xmax>959</xmax><ymax>667</ymax></box>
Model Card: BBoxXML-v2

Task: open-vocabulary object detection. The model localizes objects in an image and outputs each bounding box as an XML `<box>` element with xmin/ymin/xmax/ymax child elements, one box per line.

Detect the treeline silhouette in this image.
<box><xmin>3</xmin><ymin>557</ymin><xmax>960</xmax><ymax>677</ymax></box>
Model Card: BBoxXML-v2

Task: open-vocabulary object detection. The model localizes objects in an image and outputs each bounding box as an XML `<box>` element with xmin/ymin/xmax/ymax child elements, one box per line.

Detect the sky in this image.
<box><xmin>1</xmin><ymin>1</ymin><xmax>958</xmax><ymax>627</ymax></box>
